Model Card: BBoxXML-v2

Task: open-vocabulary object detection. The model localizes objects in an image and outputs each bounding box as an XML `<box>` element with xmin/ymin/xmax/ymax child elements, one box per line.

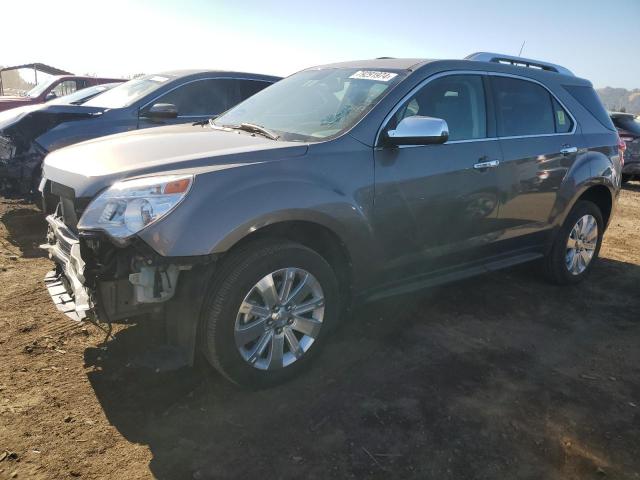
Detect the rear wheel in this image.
<box><xmin>201</xmin><ymin>239</ymin><xmax>340</xmax><ymax>387</ymax></box>
<box><xmin>622</xmin><ymin>174</ymin><xmax>632</xmax><ymax>185</ymax></box>
<box><xmin>543</xmin><ymin>200</ymin><xmax>603</xmax><ymax>285</ymax></box>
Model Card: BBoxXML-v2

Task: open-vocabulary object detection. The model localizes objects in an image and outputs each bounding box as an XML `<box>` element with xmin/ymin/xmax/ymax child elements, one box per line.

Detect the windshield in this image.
<box><xmin>48</xmin><ymin>83</ymin><xmax>121</xmax><ymax>105</ymax></box>
<box><xmin>25</xmin><ymin>77</ymin><xmax>58</xmax><ymax>98</ymax></box>
<box><xmin>213</xmin><ymin>68</ymin><xmax>405</xmax><ymax>142</ymax></box>
<box><xmin>83</xmin><ymin>75</ymin><xmax>174</xmax><ymax>109</ymax></box>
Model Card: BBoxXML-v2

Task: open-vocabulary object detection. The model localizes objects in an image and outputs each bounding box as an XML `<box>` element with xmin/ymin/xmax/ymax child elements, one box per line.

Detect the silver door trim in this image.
<box><xmin>474</xmin><ymin>159</ymin><xmax>500</xmax><ymax>169</ymax></box>
<box><xmin>560</xmin><ymin>146</ymin><xmax>578</xmax><ymax>155</ymax></box>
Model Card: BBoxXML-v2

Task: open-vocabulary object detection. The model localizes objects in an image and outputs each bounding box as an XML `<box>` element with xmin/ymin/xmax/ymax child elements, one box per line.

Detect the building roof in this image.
<box><xmin>0</xmin><ymin>62</ymin><xmax>73</xmax><ymax>76</ymax></box>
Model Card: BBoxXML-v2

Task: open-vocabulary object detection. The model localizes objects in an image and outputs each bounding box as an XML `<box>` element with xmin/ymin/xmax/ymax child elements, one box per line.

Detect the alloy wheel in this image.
<box><xmin>565</xmin><ymin>214</ymin><xmax>598</xmax><ymax>275</ymax></box>
<box><xmin>234</xmin><ymin>268</ymin><xmax>325</xmax><ymax>370</ymax></box>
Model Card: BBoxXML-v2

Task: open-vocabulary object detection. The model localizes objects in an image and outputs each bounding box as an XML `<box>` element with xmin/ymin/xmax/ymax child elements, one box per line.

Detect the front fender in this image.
<box><xmin>138</xmin><ymin>161</ymin><xmax>377</xmax><ymax>286</ymax></box>
<box><xmin>36</xmin><ymin>118</ymin><xmax>135</xmax><ymax>153</ymax></box>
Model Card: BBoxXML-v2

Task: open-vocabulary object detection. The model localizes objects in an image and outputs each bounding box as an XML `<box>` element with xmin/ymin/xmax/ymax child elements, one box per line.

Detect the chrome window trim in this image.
<box><xmin>487</xmin><ymin>71</ymin><xmax>577</xmax><ymax>138</ymax></box>
<box><xmin>382</xmin><ymin>137</ymin><xmax>500</xmax><ymax>150</ymax></box>
<box><xmin>139</xmin><ymin>77</ymin><xmax>273</xmax><ymax>118</ymax></box>
<box><xmin>375</xmin><ymin>70</ymin><xmax>487</xmax><ymax>147</ymax></box>
<box><xmin>375</xmin><ymin>70</ymin><xmax>577</xmax><ymax>148</ymax></box>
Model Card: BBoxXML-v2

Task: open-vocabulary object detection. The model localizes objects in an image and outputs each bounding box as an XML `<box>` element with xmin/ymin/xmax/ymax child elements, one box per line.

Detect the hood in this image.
<box><xmin>0</xmin><ymin>96</ymin><xmax>31</xmax><ymax>102</ymax></box>
<box><xmin>0</xmin><ymin>104</ymin><xmax>42</xmax><ymax>126</ymax></box>
<box><xmin>0</xmin><ymin>104</ymin><xmax>106</xmax><ymax>148</ymax></box>
<box><xmin>43</xmin><ymin>123</ymin><xmax>309</xmax><ymax>197</ymax></box>
<box><xmin>0</xmin><ymin>96</ymin><xmax>36</xmax><ymax>112</ymax></box>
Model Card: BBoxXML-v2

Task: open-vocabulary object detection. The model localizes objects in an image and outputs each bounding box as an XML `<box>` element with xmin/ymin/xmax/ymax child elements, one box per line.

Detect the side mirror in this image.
<box><xmin>45</xmin><ymin>92</ymin><xmax>57</xmax><ymax>101</ymax></box>
<box><xmin>385</xmin><ymin>116</ymin><xmax>449</xmax><ymax>146</ymax></box>
<box><xmin>145</xmin><ymin>103</ymin><xmax>178</xmax><ymax>120</ymax></box>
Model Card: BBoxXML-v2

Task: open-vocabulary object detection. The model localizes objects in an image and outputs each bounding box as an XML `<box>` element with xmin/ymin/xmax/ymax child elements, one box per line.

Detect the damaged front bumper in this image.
<box><xmin>41</xmin><ymin>215</ymin><xmax>91</xmax><ymax>321</ymax></box>
<box><xmin>40</xmin><ymin>212</ymin><xmax>198</xmax><ymax>323</ymax></box>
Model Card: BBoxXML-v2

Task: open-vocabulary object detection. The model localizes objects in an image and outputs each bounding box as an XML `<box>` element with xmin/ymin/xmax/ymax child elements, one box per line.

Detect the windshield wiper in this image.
<box><xmin>193</xmin><ymin>115</ymin><xmax>219</xmax><ymax>127</ymax></box>
<box><xmin>227</xmin><ymin>122</ymin><xmax>279</xmax><ymax>140</ymax></box>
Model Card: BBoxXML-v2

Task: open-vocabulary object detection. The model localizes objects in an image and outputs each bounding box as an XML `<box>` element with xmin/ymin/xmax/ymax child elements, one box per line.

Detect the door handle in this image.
<box><xmin>473</xmin><ymin>159</ymin><xmax>500</xmax><ymax>169</ymax></box>
<box><xmin>560</xmin><ymin>146</ymin><xmax>578</xmax><ymax>155</ymax></box>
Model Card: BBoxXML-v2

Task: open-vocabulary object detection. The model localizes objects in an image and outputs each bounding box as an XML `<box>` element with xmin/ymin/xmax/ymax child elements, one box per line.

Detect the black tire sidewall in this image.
<box><xmin>550</xmin><ymin>200</ymin><xmax>604</xmax><ymax>284</ymax></box>
<box><xmin>203</xmin><ymin>242</ymin><xmax>339</xmax><ymax>388</ymax></box>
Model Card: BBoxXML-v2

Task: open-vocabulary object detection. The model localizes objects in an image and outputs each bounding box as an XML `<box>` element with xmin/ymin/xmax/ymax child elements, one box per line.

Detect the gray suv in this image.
<box><xmin>41</xmin><ymin>53</ymin><xmax>622</xmax><ymax>386</ymax></box>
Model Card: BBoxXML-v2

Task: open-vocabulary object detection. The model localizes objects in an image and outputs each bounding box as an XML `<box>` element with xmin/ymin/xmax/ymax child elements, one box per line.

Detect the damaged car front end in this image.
<box><xmin>40</xmin><ymin>174</ymin><xmax>217</xmax><ymax>359</ymax></box>
<box><xmin>0</xmin><ymin>105</ymin><xmax>103</xmax><ymax>194</ymax></box>
<box><xmin>0</xmin><ymin>131</ymin><xmax>48</xmax><ymax>193</ymax></box>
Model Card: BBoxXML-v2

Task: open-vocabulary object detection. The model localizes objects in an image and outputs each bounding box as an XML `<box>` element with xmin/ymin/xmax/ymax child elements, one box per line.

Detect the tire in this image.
<box><xmin>543</xmin><ymin>200</ymin><xmax>604</xmax><ymax>285</ymax></box>
<box><xmin>622</xmin><ymin>174</ymin><xmax>631</xmax><ymax>185</ymax></box>
<box><xmin>201</xmin><ymin>239</ymin><xmax>340</xmax><ymax>387</ymax></box>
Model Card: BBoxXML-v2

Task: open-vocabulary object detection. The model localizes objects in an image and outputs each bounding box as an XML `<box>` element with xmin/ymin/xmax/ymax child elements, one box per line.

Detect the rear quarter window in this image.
<box><xmin>552</xmin><ymin>97</ymin><xmax>573</xmax><ymax>133</ymax></box>
<box><xmin>563</xmin><ymin>85</ymin><xmax>616</xmax><ymax>131</ymax></box>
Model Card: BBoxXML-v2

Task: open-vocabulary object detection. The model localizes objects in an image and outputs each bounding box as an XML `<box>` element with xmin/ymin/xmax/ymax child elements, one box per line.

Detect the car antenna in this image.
<box><xmin>518</xmin><ymin>40</ymin><xmax>526</xmax><ymax>57</ymax></box>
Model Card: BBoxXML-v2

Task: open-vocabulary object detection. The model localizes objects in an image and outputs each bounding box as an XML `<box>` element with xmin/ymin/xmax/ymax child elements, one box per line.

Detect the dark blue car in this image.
<box><xmin>0</xmin><ymin>70</ymin><xmax>280</xmax><ymax>194</ymax></box>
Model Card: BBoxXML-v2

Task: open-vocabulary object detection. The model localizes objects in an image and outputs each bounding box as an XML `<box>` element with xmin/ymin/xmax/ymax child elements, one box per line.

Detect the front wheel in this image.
<box><xmin>201</xmin><ymin>239</ymin><xmax>340</xmax><ymax>387</ymax></box>
<box><xmin>543</xmin><ymin>200</ymin><xmax>604</xmax><ymax>285</ymax></box>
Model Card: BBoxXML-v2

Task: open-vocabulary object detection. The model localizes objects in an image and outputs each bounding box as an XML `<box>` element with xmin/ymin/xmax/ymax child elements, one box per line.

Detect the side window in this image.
<box><xmin>393</xmin><ymin>75</ymin><xmax>487</xmax><ymax>141</ymax></box>
<box><xmin>492</xmin><ymin>77</ymin><xmax>556</xmax><ymax>136</ymax></box>
<box><xmin>238</xmin><ymin>80</ymin><xmax>273</xmax><ymax>101</ymax></box>
<box><xmin>155</xmin><ymin>79</ymin><xmax>238</xmax><ymax>116</ymax></box>
<box><xmin>552</xmin><ymin>98</ymin><xmax>573</xmax><ymax>133</ymax></box>
<box><xmin>563</xmin><ymin>85</ymin><xmax>615</xmax><ymax>131</ymax></box>
<box><xmin>51</xmin><ymin>80</ymin><xmax>78</xmax><ymax>97</ymax></box>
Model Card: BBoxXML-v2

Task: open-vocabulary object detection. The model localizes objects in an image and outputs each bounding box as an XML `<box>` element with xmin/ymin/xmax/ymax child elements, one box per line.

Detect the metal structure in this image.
<box><xmin>0</xmin><ymin>63</ymin><xmax>73</xmax><ymax>95</ymax></box>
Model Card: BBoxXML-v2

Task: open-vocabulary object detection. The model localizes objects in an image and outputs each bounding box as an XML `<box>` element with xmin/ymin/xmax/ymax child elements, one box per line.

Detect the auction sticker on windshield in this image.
<box><xmin>349</xmin><ymin>71</ymin><xmax>398</xmax><ymax>82</ymax></box>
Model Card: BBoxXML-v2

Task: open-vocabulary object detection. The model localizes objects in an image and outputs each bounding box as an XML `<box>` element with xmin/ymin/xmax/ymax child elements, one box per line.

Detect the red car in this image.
<box><xmin>610</xmin><ymin>112</ymin><xmax>640</xmax><ymax>184</ymax></box>
<box><xmin>0</xmin><ymin>75</ymin><xmax>121</xmax><ymax>112</ymax></box>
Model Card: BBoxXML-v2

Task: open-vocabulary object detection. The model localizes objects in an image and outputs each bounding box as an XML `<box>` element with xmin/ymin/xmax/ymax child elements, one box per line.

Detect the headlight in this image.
<box><xmin>78</xmin><ymin>174</ymin><xmax>193</xmax><ymax>241</ymax></box>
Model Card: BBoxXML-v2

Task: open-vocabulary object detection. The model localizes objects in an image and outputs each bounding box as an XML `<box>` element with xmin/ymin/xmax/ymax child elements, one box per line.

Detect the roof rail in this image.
<box><xmin>465</xmin><ymin>52</ymin><xmax>574</xmax><ymax>77</ymax></box>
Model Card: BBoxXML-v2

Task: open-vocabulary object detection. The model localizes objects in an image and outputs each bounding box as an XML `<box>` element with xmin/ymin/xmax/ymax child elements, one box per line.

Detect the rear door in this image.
<box><xmin>490</xmin><ymin>74</ymin><xmax>579</xmax><ymax>248</ymax></box>
<box><xmin>373</xmin><ymin>73</ymin><xmax>504</xmax><ymax>280</ymax></box>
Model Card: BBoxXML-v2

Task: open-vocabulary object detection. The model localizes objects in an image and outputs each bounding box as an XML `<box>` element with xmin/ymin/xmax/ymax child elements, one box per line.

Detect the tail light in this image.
<box><xmin>617</xmin><ymin>135</ymin><xmax>626</xmax><ymax>166</ymax></box>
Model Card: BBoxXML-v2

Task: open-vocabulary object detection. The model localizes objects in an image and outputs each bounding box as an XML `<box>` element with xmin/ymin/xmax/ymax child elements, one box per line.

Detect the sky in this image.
<box><xmin>1</xmin><ymin>0</ymin><xmax>638</xmax><ymax>89</ymax></box>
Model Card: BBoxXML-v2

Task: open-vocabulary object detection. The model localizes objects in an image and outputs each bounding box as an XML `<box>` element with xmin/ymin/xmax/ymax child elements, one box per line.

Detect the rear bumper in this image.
<box><xmin>40</xmin><ymin>214</ymin><xmax>92</xmax><ymax>320</ymax></box>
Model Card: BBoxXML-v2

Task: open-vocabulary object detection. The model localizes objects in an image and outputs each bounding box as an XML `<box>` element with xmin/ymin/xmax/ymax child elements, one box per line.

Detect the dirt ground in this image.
<box><xmin>0</xmin><ymin>186</ymin><xmax>639</xmax><ymax>480</ymax></box>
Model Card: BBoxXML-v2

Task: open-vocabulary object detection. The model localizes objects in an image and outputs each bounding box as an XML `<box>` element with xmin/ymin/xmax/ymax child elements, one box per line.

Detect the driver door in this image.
<box><xmin>373</xmin><ymin>74</ymin><xmax>504</xmax><ymax>280</ymax></box>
